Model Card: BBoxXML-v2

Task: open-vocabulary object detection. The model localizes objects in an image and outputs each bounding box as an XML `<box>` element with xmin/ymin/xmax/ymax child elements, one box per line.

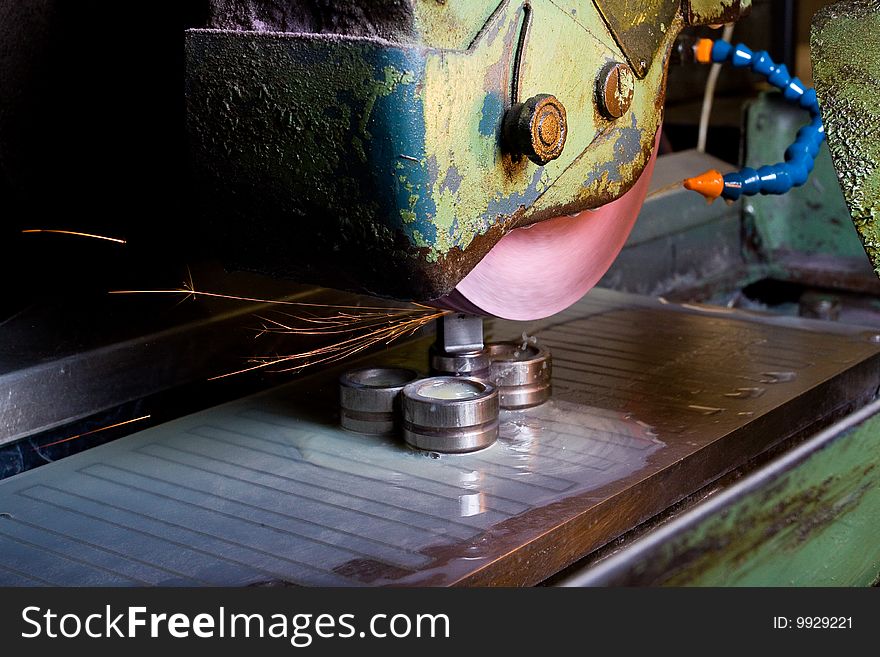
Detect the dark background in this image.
<box><xmin>0</xmin><ymin>2</ymin><xmax>211</xmax><ymax>315</ymax></box>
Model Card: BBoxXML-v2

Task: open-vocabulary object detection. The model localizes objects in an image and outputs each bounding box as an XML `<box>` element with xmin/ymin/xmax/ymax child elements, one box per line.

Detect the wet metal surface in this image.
<box><xmin>0</xmin><ymin>289</ymin><xmax>878</xmax><ymax>586</ymax></box>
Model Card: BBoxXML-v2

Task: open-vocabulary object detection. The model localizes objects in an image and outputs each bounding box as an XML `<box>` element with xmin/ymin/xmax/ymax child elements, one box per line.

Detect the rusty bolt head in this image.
<box><xmin>597</xmin><ymin>62</ymin><xmax>635</xmax><ymax>120</ymax></box>
<box><xmin>502</xmin><ymin>93</ymin><xmax>567</xmax><ymax>166</ymax></box>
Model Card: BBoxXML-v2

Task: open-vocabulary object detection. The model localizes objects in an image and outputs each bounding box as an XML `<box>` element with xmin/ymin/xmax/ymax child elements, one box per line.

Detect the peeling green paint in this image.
<box><xmin>582</xmin><ymin>114</ymin><xmax>645</xmax><ymax>190</ymax></box>
<box><xmin>478</xmin><ymin>92</ymin><xmax>504</xmax><ymax>137</ymax></box>
<box><xmin>659</xmin><ymin>411</ymin><xmax>880</xmax><ymax>586</ymax></box>
<box><xmin>812</xmin><ymin>1</ymin><xmax>880</xmax><ymax>279</ymax></box>
<box><xmin>684</xmin><ymin>0</ymin><xmax>752</xmax><ymax>25</ymax></box>
<box><xmin>360</xmin><ymin>65</ymin><xmax>418</xmax><ymax>142</ymax></box>
<box><xmin>187</xmin><ymin>0</ymin><xmax>751</xmax><ymax>300</ymax></box>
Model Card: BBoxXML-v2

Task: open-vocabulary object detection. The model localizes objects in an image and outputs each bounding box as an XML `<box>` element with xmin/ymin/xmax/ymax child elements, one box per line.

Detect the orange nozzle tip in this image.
<box><xmin>695</xmin><ymin>38</ymin><xmax>714</xmax><ymax>64</ymax></box>
<box><xmin>683</xmin><ymin>169</ymin><xmax>724</xmax><ymax>200</ymax></box>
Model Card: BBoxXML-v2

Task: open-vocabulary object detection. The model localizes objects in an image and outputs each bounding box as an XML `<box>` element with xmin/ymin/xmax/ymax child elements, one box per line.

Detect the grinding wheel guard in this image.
<box><xmin>186</xmin><ymin>1</ymin><xmax>750</xmax><ymax>307</ymax></box>
<box><xmin>438</xmin><ymin>131</ymin><xmax>659</xmax><ymax>320</ymax></box>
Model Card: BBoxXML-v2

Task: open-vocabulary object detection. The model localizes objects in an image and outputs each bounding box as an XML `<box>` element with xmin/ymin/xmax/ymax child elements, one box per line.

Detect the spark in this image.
<box><xmin>35</xmin><ymin>415</ymin><xmax>151</xmax><ymax>450</ymax></box>
<box><xmin>110</xmin><ymin>286</ymin><xmax>435</xmax><ymax>312</ymax></box>
<box><xmin>22</xmin><ymin>229</ymin><xmax>127</xmax><ymax>244</ymax></box>
<box><xmin>111</xmin><ymin>281</ymin><xmax>446</xmax><ymax>379</ymax></box>
<box><xmin>211</xmin><ymin>306</ymin><xmax>446</xmax><ymax>379</ymax></box>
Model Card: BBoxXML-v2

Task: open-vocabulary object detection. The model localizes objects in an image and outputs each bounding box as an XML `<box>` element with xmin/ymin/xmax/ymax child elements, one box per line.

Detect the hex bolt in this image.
<box><xmin>597</xmin><ymin>62</ymin><xmax>635</xmax><ymax>120</ymax></box>
<box><xmin>502</xmin><ymin>93</ymin><xmax>568</xmax><ymax>165</ymax></box>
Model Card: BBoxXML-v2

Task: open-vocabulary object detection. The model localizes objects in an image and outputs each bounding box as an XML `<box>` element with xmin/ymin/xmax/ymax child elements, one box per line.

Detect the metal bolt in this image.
<box><xmin>597</xmin><ymin>62</ymin><xmax>635</xmax><ymax>120</ymax></box>
<box><xmin>502</xmin><ymin>93</ymin><xmax>567</xmax><ymax>166</ymax></box>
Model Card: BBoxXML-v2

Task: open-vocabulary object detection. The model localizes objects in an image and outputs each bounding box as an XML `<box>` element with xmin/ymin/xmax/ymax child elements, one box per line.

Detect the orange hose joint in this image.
<box><xmin>683</xmin><ymin>169</ymin><xmax>725</xmax><ymax>201</ymax></box>
<box><xmin>695</xmin><ymin>38</ymin><xmax>715</xmax><ymax>64</ymax></box>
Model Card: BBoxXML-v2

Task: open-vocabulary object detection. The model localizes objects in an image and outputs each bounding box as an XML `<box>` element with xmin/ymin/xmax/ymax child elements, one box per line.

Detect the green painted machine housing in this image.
<box><xmin>186</xmin><ymin>0</ymin><xmax>750</xmax><ymax>301</ymax></box>
<box><xmin>743</xmin><ymin>93</ymin><xmax>865</xmax><ymax>261</ymax></box>
<box><xmin>811</xmin><ymin>0</ymin><xmax>880</xmax><ymax>281</ymax></box>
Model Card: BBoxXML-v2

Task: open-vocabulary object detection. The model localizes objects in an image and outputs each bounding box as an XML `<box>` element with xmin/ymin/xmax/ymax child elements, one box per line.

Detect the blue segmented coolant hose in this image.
<box><xmin>683</xmin><ymin>38</ymin><xmax>825</xmax><ymax>202</ymax></box>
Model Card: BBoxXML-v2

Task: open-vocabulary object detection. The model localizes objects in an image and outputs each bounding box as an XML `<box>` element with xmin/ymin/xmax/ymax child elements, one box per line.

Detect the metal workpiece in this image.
<box><xmin>339</xmin><ymin>367</ymin><xmax>419</xmax><ymax>436</ymax></box>
<box><xmin>431</xmin><ymin>313</ymin><xmax>488</xmax><ymax>380</ymax></box>
<box><xmin>402</xmin><ymin>377</ymin><xmax>499</xmax><ymax>453</ymax></box>
<box><xmin>436</xmin><ymin>313</ymin><xmax>483</xmax><ymax>354</ymax></box>
<box><xmin>596</xmin><ymin>62</ymin><xmax>635</xmax><ymax>120</ymax></box>
<box><xmin>502</xmin><ymin>93</ymin><xmax>567</xmax><ymax>165</ymax></box>
<box><xmin>429</xmin><ymin>345</ymin><xmax>491</xmax><ymax>379</ymax></box>
<box><xmin>486</xmin><ymin>342</ymin><xmax>552</xmax><ymax>409</ymax></box>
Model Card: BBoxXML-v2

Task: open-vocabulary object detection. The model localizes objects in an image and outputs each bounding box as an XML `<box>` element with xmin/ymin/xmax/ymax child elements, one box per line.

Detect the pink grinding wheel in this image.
<box><xmin>436</xmin><ymin>134</ymin><xmax>659</xmax><ymax>321</ymax></box>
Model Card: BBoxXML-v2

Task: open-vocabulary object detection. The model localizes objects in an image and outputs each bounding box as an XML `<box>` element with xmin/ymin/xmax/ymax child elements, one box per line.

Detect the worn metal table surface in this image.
<box><xmin>1</xmin><ymin>289</ymin><xmax>878</xmax><ymax>586</ymax></box>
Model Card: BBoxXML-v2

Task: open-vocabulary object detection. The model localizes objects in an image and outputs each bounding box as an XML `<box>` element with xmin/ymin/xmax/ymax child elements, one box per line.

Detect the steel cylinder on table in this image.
<box><xmin>339</xmin><ymin>367</ymin><xmax>419</xmax><ymax>436</ymax></box>
<box><xmin>402</xmin><ymin>376</ymin><xmax>499</xmax><ymax>453</ymax></box>
<box><xmin>429</xmin><ymin>345</ymin><xmax>491</xmax><ymax>379</ymax></box>
<box><xmin>487</xmin><ymin>342</ymin><xmax>552</xmax><ymax>409</ymax></box>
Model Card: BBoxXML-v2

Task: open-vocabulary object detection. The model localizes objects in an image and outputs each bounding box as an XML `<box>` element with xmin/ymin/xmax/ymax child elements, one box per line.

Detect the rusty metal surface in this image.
<box><xmin>684</xmin><ymin>0</ymin><xmax>752</xmax><ymax>25</ymax></box>
<box><xmin>592</xmin><ymin>0</ymin><xmax>679</xmax><ymax>78</ymax></box>
<box><xmin>502</xmin><ymin>93</ymin><xmax>568</xmax><ymax>165</ymax></box>
<box><xmin>560</xmin><ymin>398</ymin><xmax>880</xmax><ymax>586</ymax></box>
<box><xmin>811</xmin><ymin>0</ymin><xmax>880</xmax><ymax>281</ymax></box>
<box><xmin>596</xmin><ymin>61</ymin><xmax>635</xmax><ymax>119</ymax></box>
<box><xmin>1</xmin><ymin>289</ymin><xmax>878</xmax><ymax>586</ymax></box>
<box><xmin>186</xmin><ymin>1</ymin><xmax>685</xmax><ymax>301</ymax></box>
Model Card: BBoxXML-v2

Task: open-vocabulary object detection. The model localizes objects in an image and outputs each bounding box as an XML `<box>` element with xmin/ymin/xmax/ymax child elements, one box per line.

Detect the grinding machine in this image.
<box><xmin>1</xmin><ymin>0</ymin><xmax>879</xmax><ymax>586</ymax></box>
<box><xmin>184</xmin><ymin>0</ymin><xmax>749</xmax><ymax>319</ymax></box>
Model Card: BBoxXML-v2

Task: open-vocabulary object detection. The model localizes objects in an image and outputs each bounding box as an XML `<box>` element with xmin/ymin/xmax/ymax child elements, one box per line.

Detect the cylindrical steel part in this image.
<box><xmin>402</xmin><ymin>377</ymin><xmax>499</xmax><ymax>453</ymax></box>
<box><xmin>487</xmin><ymin>342</ymin><xmax>552</xmax><ymax>409</ymax></box>
<box><xmin>339</xmin><ymin>367</ymin><xmax>419</xmax><ymax>436</ymax></box>
<box><xmin>429</xmin><ymin>344</ymin><xmax>491</xmax><ymax>379</ymax></box>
